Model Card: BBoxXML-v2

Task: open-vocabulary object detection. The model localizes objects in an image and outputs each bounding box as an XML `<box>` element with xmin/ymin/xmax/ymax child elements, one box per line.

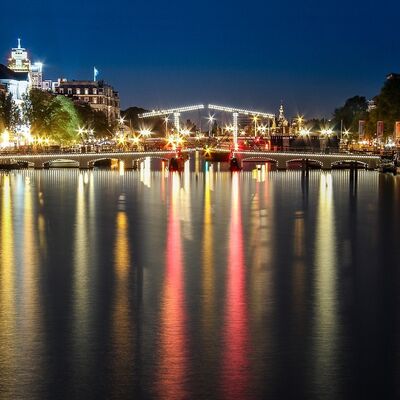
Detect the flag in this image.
<box><xmin>94</xmin><ymin>67</ymin><xmax>99</xmax><ymax>81</ymax></box>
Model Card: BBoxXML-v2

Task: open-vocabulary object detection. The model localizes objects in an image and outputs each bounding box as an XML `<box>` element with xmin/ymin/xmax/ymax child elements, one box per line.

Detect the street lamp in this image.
<box><xmin>253</xmin><ymin>115</ymin><xmax>259</xmax><ymax>138</ymax></box>
<box><xmin>208</xmin><ymin>115</ymin><xmax>215</xmax><ymax>137</ymax></box>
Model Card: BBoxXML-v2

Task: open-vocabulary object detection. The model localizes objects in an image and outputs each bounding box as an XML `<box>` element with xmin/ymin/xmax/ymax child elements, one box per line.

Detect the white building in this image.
<box><xmin>7</xmin><ymin>39</ymin><xmax>44</xmax><ymax>90</ymax></box>
<box><xmin>8</xmin><ymin>39</ymin><xmax>31</xmax><ymax>73</ymax></box>
<box><xmin>0</xmin><ymin>64</ymin><xmax>29</xmax><ymax>104</ymax></box>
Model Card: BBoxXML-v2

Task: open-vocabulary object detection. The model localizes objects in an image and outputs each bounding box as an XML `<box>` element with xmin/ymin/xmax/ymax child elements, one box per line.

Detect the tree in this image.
<box><xmin>332</xmin><ymin>96</ymin><xmax>368</xmax><ymax>133</ymax></box>
<box><xmin>0</xmin><ymin>92</ymin><xmax>20</xmax><ymax>132</ymax></box>
<box><xmin>22</xmin><ymin>89</ymin><xmax>80</xmax><ymax>144</ymax></box>
<box><xmin>74</xmin><ymin>102</ymin><xmax>113</xmax><ymax>138</ymax></box>
<box><xmin>122</xmin><ymin>107</ymin><xmax>164</xmax><ymax>135</ymax></box>
<box><xmin>366</xmin><ymin>76</ymin><xmax>400</xmax><ymax>138</ymax></box>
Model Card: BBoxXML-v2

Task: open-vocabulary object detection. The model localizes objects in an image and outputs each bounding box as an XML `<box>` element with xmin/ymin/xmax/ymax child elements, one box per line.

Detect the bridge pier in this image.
<box><xmin>33</xmin><ymin>160</ymin><xmax>43</xmax><ymax>169</ymax></box>
<box><xmin>79</xmin><ymin>160</ymin><xmax>91</xmax><ymax>169</ymax></box>
<box><xmin>321</xmin><ymin>160</ymin><xmax>332</xmax><ymax>170</ymax></box>
<box><xmin>276</xmin><ymin>159</ymin><xmax>286</xmax><ymax>170</ymax></box>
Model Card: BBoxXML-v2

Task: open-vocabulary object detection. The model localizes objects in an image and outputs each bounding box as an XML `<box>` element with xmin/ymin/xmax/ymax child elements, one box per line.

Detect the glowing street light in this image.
<box><xmin>253</xmin><ymin>115</ymin><xmax>259</xmax><ymax>137</ymax></box>
<box><xmin>299</xmin><ymin>127</ymin><xmax>311</xmax><ymax>137</ymax></box>
<box><xmin>139</xmin><ymin>129</ymin><xmax>152</xmax><ymax>137</ymax></box>
<box><xmin>208</xmin><ymin>114</ymin><xmax>215</xmax><ymax>137</ymax></box>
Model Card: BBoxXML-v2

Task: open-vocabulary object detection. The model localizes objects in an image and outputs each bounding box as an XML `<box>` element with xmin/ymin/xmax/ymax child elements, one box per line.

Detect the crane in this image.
<box><xmin>138</xmin><ymin>104</ymin><xmax>205</xmax><ymax>134</ymax></box>
<box><xmin>208</xmin><ymin>104</ymin><xmax>275</xmax><ymax>150</ymax></box>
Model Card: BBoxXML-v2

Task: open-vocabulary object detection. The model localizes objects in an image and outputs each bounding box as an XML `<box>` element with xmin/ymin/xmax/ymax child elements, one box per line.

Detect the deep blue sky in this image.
<box><xmin>1</xmin><ymin>0</ymin><xmax>399</xmax><ymax>117</ymax></box>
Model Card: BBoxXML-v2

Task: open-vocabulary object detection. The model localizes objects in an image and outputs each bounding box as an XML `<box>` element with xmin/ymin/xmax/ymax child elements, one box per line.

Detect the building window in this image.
<box><xmin>59</xmin><ymin>88</ymin><xmax>64</xmax><ymax>94</ymax></box>
<box><xmin>84</xmin><ymin>88</ymin><xmax>89</xmax><ymax>95</ymax></box>
<box><xmin>68</xmin><ymin>88</ymin><xmax>72</xmax><ymax>95</ymax></box>
<box><xmin>93</xmin><ymin>97</ymin><xmax>97</xmax><ymax>104</ymax></box>
<box><xmin>84</xmin><ymin>97</ymin><xmax>89</xmax><ymax>102</ymax></box>
<box><xmin>93</xmin><ymin>88</ymin><xmax>97</xmax><ymax>95</ymax></box>
<box><xmin>76</xmin><ymin>88</ymin><xmax>81</xmax><ymax>95</ymax></box>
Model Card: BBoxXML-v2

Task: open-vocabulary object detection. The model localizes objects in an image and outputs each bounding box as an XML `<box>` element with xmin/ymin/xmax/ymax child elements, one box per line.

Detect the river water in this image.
<box><xmin>0</xmin><ymin>159</ymin><xmax>399</xmax><ymax>400</ymax></box>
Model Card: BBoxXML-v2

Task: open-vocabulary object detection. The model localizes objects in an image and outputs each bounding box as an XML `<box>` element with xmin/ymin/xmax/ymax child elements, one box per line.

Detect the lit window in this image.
<box><xmin>85</xmin><ymin>88</ymin><xmax>89</xmax><ymax>95</ymax></box>
<box><xmin>93</xmin><ymin>97</ymin><xmax>97</xmax><ymax>104</ymax></box>
<box><xmin>76</xmin><ymin>88</ymin><xmax>81</xmax><ymax>95</ymax></box>
<box><xmin>93</xmin><ymin>88</ymin><xmax>97</xmax><ymax>95</ymax></box>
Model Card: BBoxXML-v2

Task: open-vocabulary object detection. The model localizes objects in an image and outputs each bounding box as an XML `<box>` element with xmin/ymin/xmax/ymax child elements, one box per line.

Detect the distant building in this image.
<box><xmin>41</xmin><ymin>79</ymin><xmax>53</xmax><ymax>91</ymax></box>
<box><xmin>30</xmin><ymin>62</ymin><xmax>43</xmax><ymax>89</ymax></box>
<box><xmin>8</xmin><ymin>39</ymin><xmax>31</xmax><ymax>73</ymax></box>
<box><xmin>55</xmin><ymin>79</ymin><xmax>120</xmax><ymax>123</ymax></box>
<box><xmin>7</xmin><ymin>39</ymin><xmax>46</xmax><ymax>90</ymax></box>
<box><xmin>0</xmin><ymin>64</ymin><xmax>29</xmax><ymax>103</ymax></box>
<box><xmin>276</xmin><ymin>103</ymin><xmax>289</xmax><ymax>134</ymax></box>
<box><xmin>367</xmin><ymin>99</ymin><xmax>376</xmax><ymax>112</ymax></box>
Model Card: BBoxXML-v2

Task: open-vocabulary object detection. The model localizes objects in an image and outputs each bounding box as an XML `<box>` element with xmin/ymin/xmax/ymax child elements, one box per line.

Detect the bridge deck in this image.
<box><xmin>0</xmin><ymin>149</ymin><xmax>380</xmax><ymax>170</ymax></box>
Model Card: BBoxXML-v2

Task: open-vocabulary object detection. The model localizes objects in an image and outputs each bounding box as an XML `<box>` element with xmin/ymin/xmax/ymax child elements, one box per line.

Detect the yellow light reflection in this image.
<box><xmin>111</xmin><ymin>210</ymin><xmax>133</xmax><ymax>390</ymax></box>
<box><xmin>119</xmin><ymin>160</ymin><xmax>125</xmax><ymax>176</ymax></box>
<box><xmin>314</xmin><ymin>173</ymin><xmax>338</xmax><ymax>391</ymax></box>
<box><xmin>20</xmin><ymin>174</ymin><xmax>43</xmax><ymax>389</ymax></box>
<box><xmin>140</xmin><ymin>157</ymin><xmax>151</xmax><ymax>188</ymax></box>
<box><xmin>202</xmin><ymin>164</ymin><xmax>214</xmax><ymax>338</ymax></box>
<box><xmin>0</xmin><ymin>175</ymin><xmax>17</xmax><ymax>395</ymax></box>
<box><xmin>72</xmin><ymin>172</ymin><xmax>92</xmax><ymax>380</ymax></box>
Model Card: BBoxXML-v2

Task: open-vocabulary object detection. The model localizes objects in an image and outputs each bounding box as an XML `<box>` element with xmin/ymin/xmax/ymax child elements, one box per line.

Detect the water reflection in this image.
<box><xmin>111</xmin><ymin>209</ymin><xmax>134</xmax><ymax>395</ymax></box>
<box><xmin>202</xmin><ymin>163</ymin><xmax>215</xmax><ymax>350</ymax></box>
<box><xmin>0</xmin><ymin>169</ymin><xmax>398</xmax><ymax>400</ymax></box>
<box><xmin>313</xmin><ymin>173</ymin><xmax>338</xmax><ymax>397</ymax></box>
<box><xmin>157</xmin><ymin>172</ymin><xmax>188</xmax><ymax>400</ymax></box>
<box><xmin>221</xmin><ymin>172</ymin><xmax>250</xmax><ymax>399</ymax></box>
<box><xmin>0</xmin><ymin>175</ymin><xmax>17</xmax><ymax>397</ymax></box>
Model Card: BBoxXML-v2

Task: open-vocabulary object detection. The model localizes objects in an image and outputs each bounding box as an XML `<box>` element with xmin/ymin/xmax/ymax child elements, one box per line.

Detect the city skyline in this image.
<box><xmin>1</xmin><ymin>0</ymin><xmax>400</xmax><ymax>117</ymax></box>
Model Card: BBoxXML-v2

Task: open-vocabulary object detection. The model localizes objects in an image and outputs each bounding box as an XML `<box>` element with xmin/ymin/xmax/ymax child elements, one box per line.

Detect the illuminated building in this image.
<box><xmin>8</xmin><ymin>39</ymin><xmax>31</xmax><ymax>73</ymax></box>
<box><xmin>56</xmin><ymin>80</ymin><xmax>120</xmax><ymax>123</ymax></box>
<box><xmin>0</xmin><ymin>64</ymin><xmax>29</xmax><ymax>103</ymax></box>
<box><xmin>30</xmin><ymin>62</ymin><xmax>43</xmax><ymax>89</ymax></box>
<box><xmin>277</xmin><ymin>103</ymin><xmax>289</xmax><ymax>134</ymax></box>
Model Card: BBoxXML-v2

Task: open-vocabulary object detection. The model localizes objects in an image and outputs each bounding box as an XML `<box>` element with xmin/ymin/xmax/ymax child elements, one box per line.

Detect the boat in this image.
<box><xmin>16</xmin><ymin>160</ymin><xmax>34</xmax><ymax>168</ymax></box>
<box><xmin>379</xmin><ymin>154</ymin><xmax>397</xmax><ymax>174</ymax></box>
<box><xmin>0</xmin><ymin>159</ymin><xmax>22</xmax><ymax>170</ymax></box>
<box><xmin>44</xmin><ymin>159</ymin><xmax>79</xmax><ymax>168</ymax></box>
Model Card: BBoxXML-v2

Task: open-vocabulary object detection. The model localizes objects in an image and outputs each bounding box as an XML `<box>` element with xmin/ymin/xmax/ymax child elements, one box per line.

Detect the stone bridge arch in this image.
<box><xmin>286</xmin><ymin>158</ymin><xmax>323</xmax><ymax>169</ymax></box>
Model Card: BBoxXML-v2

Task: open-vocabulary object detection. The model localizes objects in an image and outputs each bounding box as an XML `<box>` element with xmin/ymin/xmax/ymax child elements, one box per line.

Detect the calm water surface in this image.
<box><xmin>0</xmin><ymin>160</ymin><xmax>399</xmax><ymax>400</ymax></box>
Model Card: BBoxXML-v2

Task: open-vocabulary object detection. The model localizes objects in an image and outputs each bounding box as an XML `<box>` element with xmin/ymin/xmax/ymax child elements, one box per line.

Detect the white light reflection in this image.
<box><xmin>314</xmin><ymin>173</ymin><xmax>338</xmax><ymax>394</ymax></box>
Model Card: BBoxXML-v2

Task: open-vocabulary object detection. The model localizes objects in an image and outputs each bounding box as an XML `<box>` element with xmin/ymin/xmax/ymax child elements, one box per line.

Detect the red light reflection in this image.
<box><xmin>221</xmin><ymin>172</ymin><xmax>250</xmax><ymax>399</ymax></box>
<box><xmin>157</xmin><ymin>173</ymin><xmax>187</xmax><ymax>400</ymax></box>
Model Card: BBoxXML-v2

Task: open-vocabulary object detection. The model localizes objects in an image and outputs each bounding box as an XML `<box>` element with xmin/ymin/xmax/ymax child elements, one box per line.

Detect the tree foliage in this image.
<box><xmin>74</xmin><ymin>102</ymin><xmax>113</xmax><ymax>138</ymax></box>
<box><xmin>122</xmin><ymin>106</ymin><xmax>164</xmax><ymax>135</ymax></box>
<box><xmin>332</xmin><ymin>96</ymin><xmax>368</xmax><ymax>133</ymax></box>
<box><xmin>366</xmin><ymin>76</ymin><xmax>400</xmax><ymax>137</ymax></box>
<box><xmin>22</xmin><ymin>89</ymin><xmax>80</xmax><ymax>144</ymax></box>
<box><xmin>0</xmin><ymin>92</ymin><xmax>20</xmax><ymax>132</ymax></box>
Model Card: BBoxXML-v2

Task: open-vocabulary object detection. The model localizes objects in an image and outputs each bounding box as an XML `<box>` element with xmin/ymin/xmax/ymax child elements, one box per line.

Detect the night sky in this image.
<box><xmin>1</xmin><ymin>0</ymin><xmax>399</xmax><ymax>117</ymax></box>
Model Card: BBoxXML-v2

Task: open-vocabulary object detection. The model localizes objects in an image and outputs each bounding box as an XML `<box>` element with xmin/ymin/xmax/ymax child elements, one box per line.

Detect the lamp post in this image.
<box><xmin>208</xmin><ymin>115</ymin><xmax>215</xmax><ymax>138</ymax></box>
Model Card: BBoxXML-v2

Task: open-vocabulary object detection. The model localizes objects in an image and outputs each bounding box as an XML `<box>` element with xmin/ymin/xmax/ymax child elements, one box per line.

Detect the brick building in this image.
<box><xmin>56</xmin><ymin>79</ymin><xmax>120</xmax><ymax>123</ymax></box>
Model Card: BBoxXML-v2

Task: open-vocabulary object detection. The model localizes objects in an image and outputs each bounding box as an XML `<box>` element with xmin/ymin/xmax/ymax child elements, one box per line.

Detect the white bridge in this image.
<box><xmin>234</xmin><ymin>150</ymin><xmax>381</xmax><ymax>170</ymax></box>
<box><xmin>0</xmin><ymin>150</ymin><xmax>186</xmax><ymax>169</ymax></box>
<box><xmin>0</xmin><ymin>149</ymin><xmax>381</xmax><ymax>170</ymax></box>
